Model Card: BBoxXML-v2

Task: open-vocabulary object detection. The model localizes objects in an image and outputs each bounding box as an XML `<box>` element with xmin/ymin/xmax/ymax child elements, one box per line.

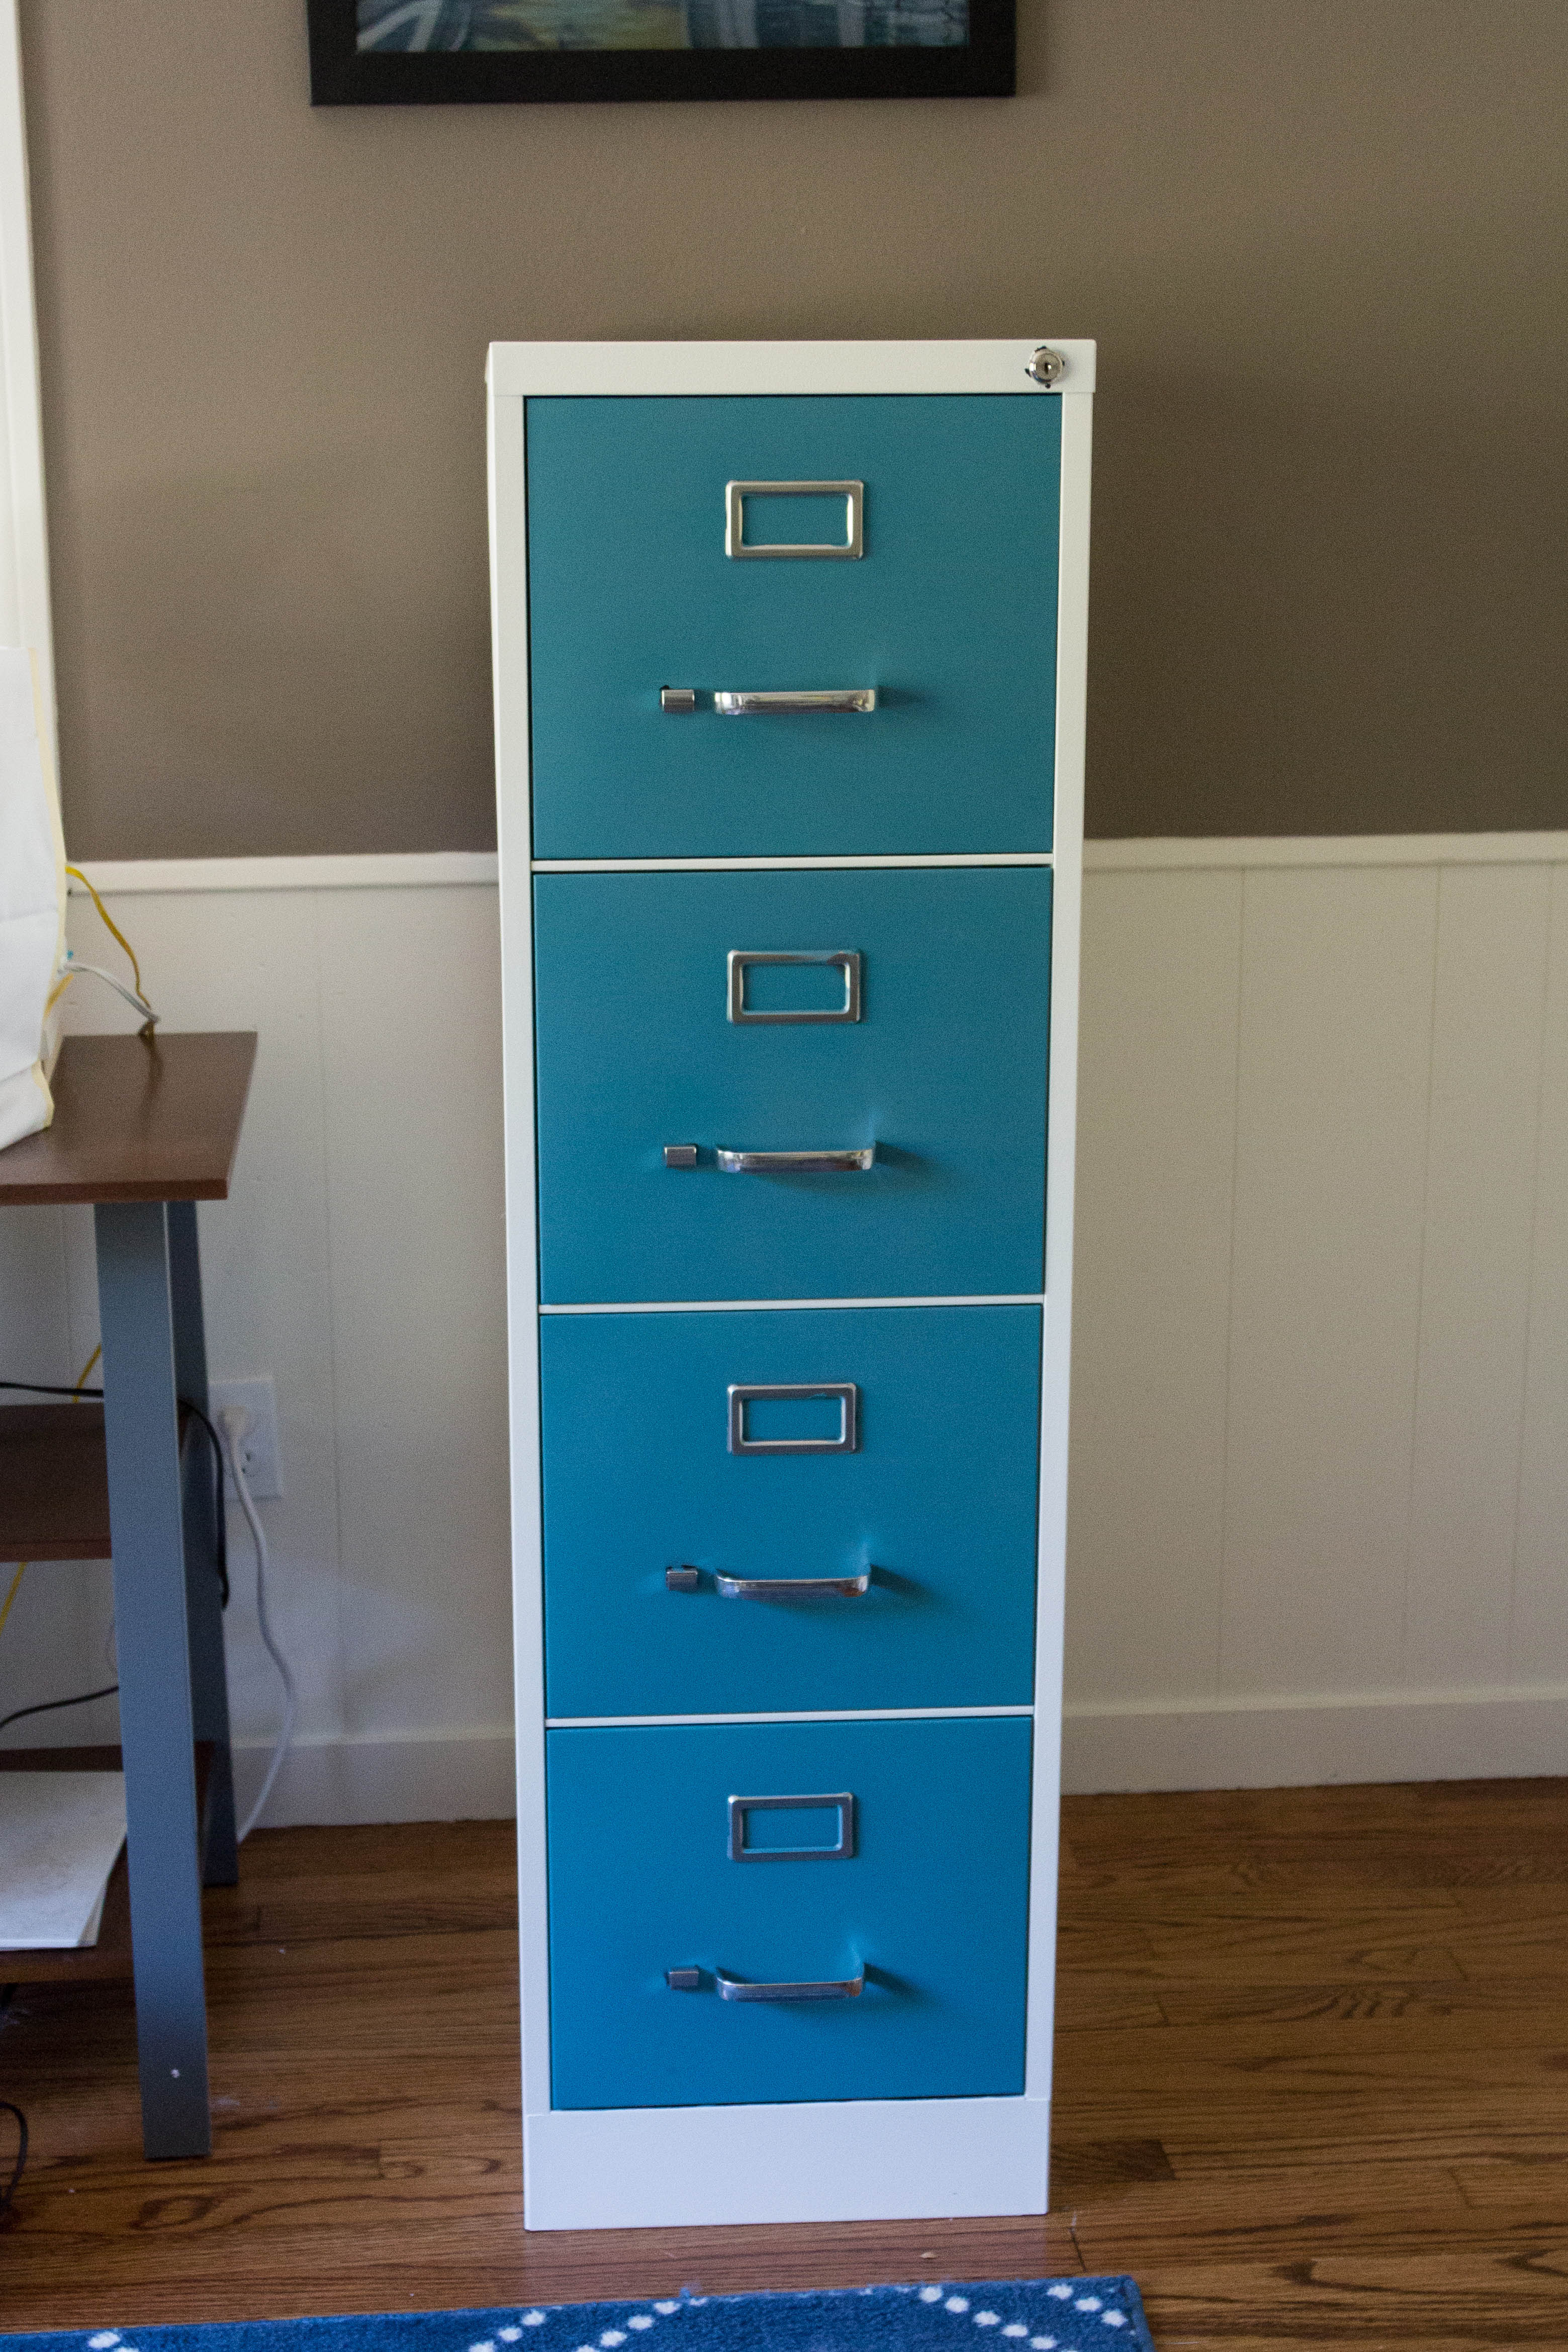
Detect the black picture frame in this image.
<box><xmin>306</xmin><ymin>0</ymin><xmax>1014</xmax><ymax>105</ymax></box>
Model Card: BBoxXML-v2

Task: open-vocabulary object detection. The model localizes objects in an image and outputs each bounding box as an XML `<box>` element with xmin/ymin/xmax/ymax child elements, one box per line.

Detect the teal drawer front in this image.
<box><xmin>546</xmin><ymin>1717</ymin><xmax>1032</xmax><ymax>2110</ymax></box>
<box><xmin>542</xmin><ymin>1305</ymin><xmax>1041</xmax><ymax>1718</ymax></box>
<box><xmin>525</xmin><ymin>396</ymin><xmax>1060</xmax><ymax>860</ymax></box>
<box><xmin>533</xmin><ymin>866</ymin><xmax>1051</xmax><ymax>1304</ymax></box>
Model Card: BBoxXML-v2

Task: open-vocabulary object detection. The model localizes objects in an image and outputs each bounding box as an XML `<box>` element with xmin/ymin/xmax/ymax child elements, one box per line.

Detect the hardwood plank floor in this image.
<box><xmin>4</xmin><ymin>1786</ymin><xmax>1567</xmax><ymax>2349</ymax></box>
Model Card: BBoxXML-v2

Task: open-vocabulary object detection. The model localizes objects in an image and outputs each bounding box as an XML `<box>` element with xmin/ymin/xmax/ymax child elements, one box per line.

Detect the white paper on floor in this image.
<box><xmin>0</xmin><ymin>1771</ymin><xmax>127</xmax><ymax>1947</ymax></box>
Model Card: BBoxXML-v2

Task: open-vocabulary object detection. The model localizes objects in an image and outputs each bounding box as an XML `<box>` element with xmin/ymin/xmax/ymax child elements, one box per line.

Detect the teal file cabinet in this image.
<box><xmin>546</xmin><ymin>1716</ymin><xmax>1034</xmax><ymax>2111</ymax></box>
<box><xmin>525</xmin><ymin>394</ymin><xmax>1061</xmax><ymax>859</ymax></box>
<box><xmin>490</xmin><ymin>337</ymin><xmax>1094</xmax><ymax>2232</ymax></box>
<box><xmin>540</xmin><ymin>1304</ymin><xmax>1043</xmax><ymax>1719</ymax></box>
<box><xmin>532</xmin><ymin>864</ymin><xmax>1052</xmax><ymax>1303</ymax></box>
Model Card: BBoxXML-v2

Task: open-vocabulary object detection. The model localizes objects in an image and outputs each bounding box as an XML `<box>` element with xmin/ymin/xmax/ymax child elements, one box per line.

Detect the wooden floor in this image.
<box><xmin>4</xmin><ymin>1780</ymin><xmax>1567</xmax><ymax>2349</ymax></box>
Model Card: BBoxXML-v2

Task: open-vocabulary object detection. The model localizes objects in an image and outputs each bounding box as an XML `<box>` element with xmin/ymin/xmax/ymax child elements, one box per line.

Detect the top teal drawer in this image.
<box><xmin>525</xmin><ymin>396</ymin><xmax>1061</xmax><ymax>861</ymax></box>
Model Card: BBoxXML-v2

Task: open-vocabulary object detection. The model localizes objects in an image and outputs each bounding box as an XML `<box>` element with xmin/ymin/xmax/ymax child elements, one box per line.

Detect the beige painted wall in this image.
<box><xmin>19</xmin><ymin>0</ymin><xmax>1568</xmax><ymax>859</ymax></box>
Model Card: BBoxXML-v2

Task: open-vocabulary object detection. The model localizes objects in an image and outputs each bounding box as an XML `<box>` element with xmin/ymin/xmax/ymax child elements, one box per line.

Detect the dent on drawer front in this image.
<box><xmin>524</xmin><ymin>394</ymin><xmax>1061</xmax><ymax>860</ymax></box>
<box><xmin>532</xmin><ymin>865</ymin><xmax>1051</xmax><ymax>1304</ymax></box>
<box><xmin>546</xmin><ymin>1716</ymin><xmax>1033</xmax><ymax>2111</ymax></box>
<box><xmin>541</xmin><ymin>1305</ymin><xmax>1041</xmax><ymax>1718</ymax></box>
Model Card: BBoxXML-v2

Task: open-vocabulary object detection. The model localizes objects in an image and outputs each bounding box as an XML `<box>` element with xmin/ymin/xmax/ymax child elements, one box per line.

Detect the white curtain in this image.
<box><xmin>0</xmin><ymin>645</ymin><xmax>64</xmax><ymax>1149</ymax></box>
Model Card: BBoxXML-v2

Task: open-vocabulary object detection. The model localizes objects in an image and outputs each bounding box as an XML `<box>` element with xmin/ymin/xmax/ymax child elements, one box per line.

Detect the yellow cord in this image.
<box><xmin>65</xmin><ymin>865</ymin><xmax>145</xmax><ymax>1000</ymax></box>
<box><xmin>0</xmin><ymin>1346</ymin><xmax>104</xmax><ymax>1644</ymax></box>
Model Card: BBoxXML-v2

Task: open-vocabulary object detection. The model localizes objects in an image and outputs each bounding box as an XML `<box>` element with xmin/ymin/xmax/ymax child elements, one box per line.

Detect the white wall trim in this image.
<box><xmin>68</xmin><ymin>851</ymin><xmax>500</xmax><ymax>895</ymax></box>
<box><xmin>67</xmin><ymin>836</ymin><xmax>1568</xmax><ymax>897</ymax></box>
<box><xmin>233</xmin><ymin>1725</ymin><xmax>517</xmax><ymax>1827</ymax></box>
<box><xmin>1087</xmin><ymin>831</ymin><xmax>1568</xmax><ymax>873</ymax></box>
<box><xmin>1064</xmin><ymin>1687</ymin><xmax>1568</xmax><ymax>1794</ymax></box>
<box><xmin>0</xmin><ymin>0</ymin><xmax>55</xmax><ymax>758</ymax></box>
<box><xmin>1071</xmin><ymin>1676</ymin><xmax>1568</xmax><ymax>1720</ymax></box>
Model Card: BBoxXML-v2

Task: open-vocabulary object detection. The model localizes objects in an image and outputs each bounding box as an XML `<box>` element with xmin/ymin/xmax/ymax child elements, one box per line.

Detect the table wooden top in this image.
<box><xmin>0</xmin><ymin>1031</ymin><xmax>256</xmax><ymax>1206</ymax></box>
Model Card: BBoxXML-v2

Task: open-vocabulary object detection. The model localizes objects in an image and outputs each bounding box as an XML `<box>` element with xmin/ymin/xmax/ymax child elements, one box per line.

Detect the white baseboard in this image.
<box><xmin>233</xmin><ymin>1726</ymin><xmax>517</xmax><ymax>1827</ymax></box>
<box><xmin>1064</xmin><ymin>1685</ymin><xmax>1568</xmax><ymax>1794</ymax></box>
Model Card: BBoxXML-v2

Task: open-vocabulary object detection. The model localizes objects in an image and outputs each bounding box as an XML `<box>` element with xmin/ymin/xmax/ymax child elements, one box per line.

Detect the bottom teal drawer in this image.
<box><xmin>546</xmin><ymin>1716</ymin><xmax>1032</xmax><ymax>2111</ymax></box>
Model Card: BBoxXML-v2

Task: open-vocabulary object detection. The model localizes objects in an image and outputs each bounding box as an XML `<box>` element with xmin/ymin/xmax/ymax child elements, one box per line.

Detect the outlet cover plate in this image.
<box><xmin>209</xmin><ymin>1375</ymin><xmax>283</xmax><ymax>1500</ymax></box>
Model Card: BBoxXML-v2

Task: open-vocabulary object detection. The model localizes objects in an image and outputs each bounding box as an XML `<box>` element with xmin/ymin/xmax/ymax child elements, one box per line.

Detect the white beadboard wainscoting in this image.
<box><xmin>0</xmin><ymin>855</ymin><xmax>513</xmax><ymax>1825</ymax></box>
<box><xmin>1</xmin><ymin>834</ymin><xmax>1564</xmax><ymax>1819</ymax></box>
<box><xmin>1070</xmin><ymin>832</ymin><xmax>1568</xmax><ymax>1789</ymax></box>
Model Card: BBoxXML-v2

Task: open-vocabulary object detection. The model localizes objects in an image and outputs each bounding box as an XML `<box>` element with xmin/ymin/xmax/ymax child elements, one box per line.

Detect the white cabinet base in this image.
<box><xmin>524</xmin><ymin>2094</ymin><xmax>1051</xmax><ymax>2231</ymax></box>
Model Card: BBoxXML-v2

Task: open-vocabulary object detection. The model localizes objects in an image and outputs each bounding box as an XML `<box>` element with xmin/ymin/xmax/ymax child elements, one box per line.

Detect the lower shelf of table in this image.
<box><xmin>0</xmin><ymin>1741</ymin><xmax>213</xmax><ymax>1985</ymax></box>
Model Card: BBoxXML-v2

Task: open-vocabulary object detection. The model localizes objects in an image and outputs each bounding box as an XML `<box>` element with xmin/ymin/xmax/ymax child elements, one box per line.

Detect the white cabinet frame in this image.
<box><xmin>488</xmin><ymin>339</ymin><xmax>1093</xmax><ymax>2231</ymax></box>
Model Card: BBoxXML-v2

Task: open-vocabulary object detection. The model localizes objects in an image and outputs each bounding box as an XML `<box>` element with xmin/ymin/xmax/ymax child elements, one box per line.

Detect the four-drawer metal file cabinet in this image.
<box><xmin>488</xmin><ymin>338</ymin><xmax>1094</xmax><ymax>2230</ymax></box>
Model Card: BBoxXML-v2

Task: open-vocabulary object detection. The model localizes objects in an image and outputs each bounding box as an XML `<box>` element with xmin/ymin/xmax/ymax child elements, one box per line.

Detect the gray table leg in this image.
<box><xmin>96</xmin><ymin>1199</ymin><xmax>212</xmax><ymax>2161</ymax></box>
<box><xmin>167</xmin><ymin>1200</ymin><xmax>238</xmax><ymax>1888</ymax></box>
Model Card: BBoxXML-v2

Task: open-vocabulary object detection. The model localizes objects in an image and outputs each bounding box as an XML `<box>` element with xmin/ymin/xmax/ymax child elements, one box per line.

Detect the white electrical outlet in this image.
<box><xmin>208</xmin><ymin>1375</ymin><xmax>284</xmax><ymax>1500</ymax></box>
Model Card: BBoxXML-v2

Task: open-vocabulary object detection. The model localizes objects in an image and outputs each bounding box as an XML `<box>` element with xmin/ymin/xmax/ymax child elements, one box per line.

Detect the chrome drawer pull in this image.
<box><xmin>716</xmin><ymin>1146</ymin><xmax>874</xmax><ymax>1174</ymax></box>
<box><xmin>714</xmin><ymin>689</ymin><xmax>875</xmax><ymax>716</ymax></box>
<box><xmin>716</xmin><ymin>1568</ymin><xmax>872</xmax><ymax>1600</ymax></box>
<box><xmin>715</xmin><ymin>1965</ymin><xmax>865</xmax><ymax>2003</ymax></box>
<box><xmin>728</xmin><ymin>1381</ymin><xmax>859</xmax><ymax>1454</ymax></box>
<box><xmin>728</xmin><ymin>949</ymin><xmax>861</xmax><ymax>1025</ymax></box>
<box><xmin>666</xmin><ymin>1563</ymin><xmax>873</xmax><ymax>1597</ymax></box>
<box><xmin>725</xmin><ymin>479</ymin><xmax>863</xmax><ymax>561</ymax></box>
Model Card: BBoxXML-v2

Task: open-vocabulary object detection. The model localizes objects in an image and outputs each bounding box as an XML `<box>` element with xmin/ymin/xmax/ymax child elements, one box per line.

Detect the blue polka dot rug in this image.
<box><xmin>0</xmin><ymin>2280</ymin><xmax>1155</xmax><ymax>2352</ymax></box>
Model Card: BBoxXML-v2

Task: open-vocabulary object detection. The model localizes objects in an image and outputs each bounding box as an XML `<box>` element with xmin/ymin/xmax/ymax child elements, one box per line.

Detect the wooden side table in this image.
<box><xmin>0</xmin><ymin>1032</ymin><xmax>256</xmax><ymax>2158</ymax></box>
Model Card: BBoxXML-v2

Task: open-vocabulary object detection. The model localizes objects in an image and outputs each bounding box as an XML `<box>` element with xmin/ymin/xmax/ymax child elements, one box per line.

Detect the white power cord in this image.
<box><xmin>218</xmin><ymin>1405</ymin><xmax>298</xmax><ymax>1842</ymax></box>
<box><xmin>59</xmin><ymin>953</ymin><xmax>160</xmax><ymax>1030</ymax></box>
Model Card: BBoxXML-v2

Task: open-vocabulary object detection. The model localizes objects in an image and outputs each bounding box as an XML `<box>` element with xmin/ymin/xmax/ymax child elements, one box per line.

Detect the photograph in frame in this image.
<box><xmin>306</xmin><ymin>0</ymin><xmax>1015</xmax><ymax>104</ymax></box>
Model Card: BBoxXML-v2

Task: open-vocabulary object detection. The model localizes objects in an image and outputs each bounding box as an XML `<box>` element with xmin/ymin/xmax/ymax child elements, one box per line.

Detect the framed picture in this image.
<box><xmin>305</xmin><ymin>0</ymin><xmax>1014</xmax><ymax>104</ymax></box>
